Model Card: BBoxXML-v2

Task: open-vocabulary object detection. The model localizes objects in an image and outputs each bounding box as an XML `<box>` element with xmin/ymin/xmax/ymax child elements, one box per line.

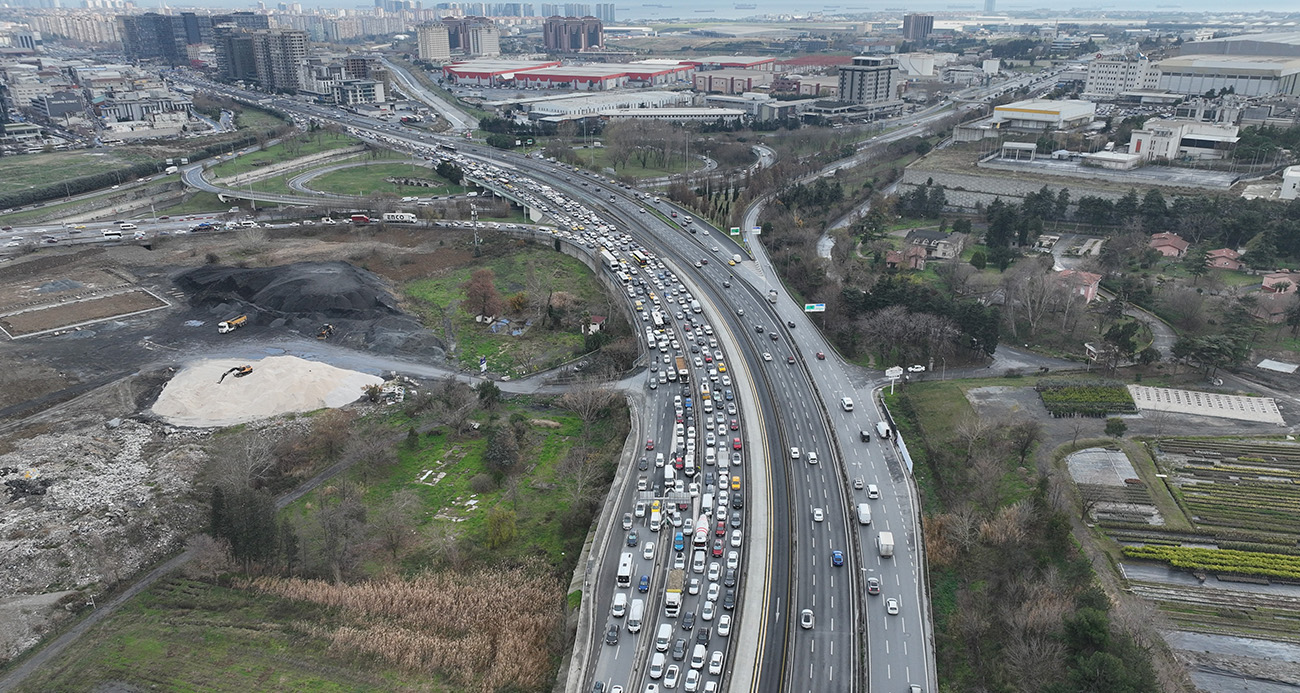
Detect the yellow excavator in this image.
<box><xmin>217</xmin><ymin>365</ymin><xmax>253</xmax><ymax>383</ymax></box>
<box><xmin>317</xmin><ymin>323</ymin><xmax>335</xmax><ymax>340</ymax></box>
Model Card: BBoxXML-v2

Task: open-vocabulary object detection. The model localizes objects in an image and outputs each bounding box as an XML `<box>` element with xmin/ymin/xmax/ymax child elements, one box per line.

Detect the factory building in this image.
<box><xmin>1155</xmin><ymin>55</ymin><xmax>1300</xmax><ymax>97</ymax></box>
<box><xmin>991</xmin><ymin>99</ymin><xmax>1096</xmax><ymax>130</ymax></box>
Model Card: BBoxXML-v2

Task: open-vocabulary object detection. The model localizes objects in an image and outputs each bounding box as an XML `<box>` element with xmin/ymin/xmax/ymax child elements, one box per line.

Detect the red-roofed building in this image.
<box><xmin>885</xmin><ymin>246</ymin><xmax>927</xmax><ymax>271</ymax></box>
<box><xmin>1057</xmin><ymin>269</ymin><xmax>1102</xmax><ymax>303</ymax></box>
<box><xmin>1206</xmin><ymin>248</ymin><xmax>1243</xmax><ymax>270</ymax></box>
<box><xmin>1263</xmin><ymin>270</ymin><xmax>1299</xmax><ymax>294</ymax></box>
<box><xmin>1148</xmin><ymin>232</ymin><xmax>1189</xmax><ymax>258</ymax></box>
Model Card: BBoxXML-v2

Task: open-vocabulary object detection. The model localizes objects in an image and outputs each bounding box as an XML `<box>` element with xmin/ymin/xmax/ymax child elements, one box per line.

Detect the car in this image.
<box><xmin>707</xmin><ymin>582</ymin><xmax>720</xmax><ymax>602</ymax></box>
<box><xmin>867</xmin><ymin>577</ymin><xmax>881</xmax><ymax>595</ymax></box>
<box><xmin>635</xmin><ymin>501</ymin><xmax>647</xmax><ymax>517</ymax></box>
<box><xmin>790</xmin><ymin>447</ymin><xmax>800</xmax><ymax>460</ymax></box>
<box><xmin>908</xmin><ymin>685</ymin><xmax>923</xmax><ymax>693</ymax></box>
<box><xmin>701</xmin><ymin>258</ymin><xmax>708</xmax><ymax>265</ymax></box>
<box><xmin>730</xmin><ymin>529</ymin><xmax>742</xmax><ymax>547</ymax></box>
<box><xmin>800</xmin><ymin>609</ymin><xmax>814</xmax><ymax>629</ymax></box>
<box><xmin>639</xmin><ymin>457</ymin><xmax>650</xmax><ymax>470</ymax></box>
<box><xmin>907</xmin><ymin>364</ymin><xmax>926</xmax><ymax>373</ymax></box>
<box><xmin>732</xmin><ymin>438</ymin><xmax>742</xmax><ymax>450</ymax></box>
<box><xmin>730</xmin><ymin>512</ymin><xmax>742</xmax><ymax>528</ymax></box>
<box><xmin>701</xmin><ymin>601</ymin><xmax>715</xmax><ymax>621</ymax></box>
<box><xmin>724</xmin><ymin>567</ymin><xmax>736</xmax><ymax>587</ymax></box>
<box><xmin>708</xmin><ymin>650</ymin><xmax>724</xmax><ymax>675</ymax></box>
<box><xmin>807</xmin><ymin>451</ymin><xmax>819</xmax><ymax>465</ymax></box>
<box><xmin>673</xmin><ymin>532</ymin><xmax>685</xmax><ymax>551</ymax></box>
<box><xmin>736</xmin><ymin>308</ymin><xmax>744</xmax><ymax>316</ymax></box>
<box><xmin>787</xmin><ymin>356</ymin><xmax>796</xmax><ymax>365</ymax></box>
<box><xmin>886</xmin><ymin>598</ymin><xmax>900</xmax><ymax>615</ymax></box>
<box><xmin>831</xmin><ymin>550</ymin><xmax>844</xmax><ymax>567</ymax></box>
<box><xmin>672</xmin><ymin>637</ymin><xmax>688</xmax><ymax>661</ymax></box>
<box><xmin>664</xmin><ymin>665</ymin><xmax>680</xmax><ymax>689</ymax></box>
<box><xmin>715</xmin><ymin>521</ymin><xmax>726</xmax><ymax>537</ymax></box>
<box><xmin>711</xmin><ymin>539</ymin><xmax>724</xmax><ymax>558</ymax></box>
<box><xmin>646</xmin><ymin>439</ymin><xmax>655</xmax><ymax>450</ymax></box>
<box><xmin>813</xmin><ymin>507</ymin><xmax>824</xmax><ymax>522</ymax></box>
<box><xmin>606</xmin><ymin>623</ymin><xmax>620</xmax><ymax>645</ymax></box>
<box><xmin>717</xmin><ymin>614</ymin><xmax>731</xmax><ymax>636</ymax></box>
<box><xmin>696</xmin><ymin>626</ymin><xmax>711</xmax><ymax>647</ymax></box>
<box><xmin>769</xmin><ymin>333</ymin><xmax>779</xmax><ymax>342</ymax></box>
<box><xmin>627</xmin><ymin>531</ymin><xmax>640</xmax><ymax>547</ymax></box>
<box><xmin>683</xmin><ymin>669</ymin><xmax>701</xmax><ymax>692</ymax></box>
<box><xmin>682</xmin><ymin>611</ymin><xmax>696</xmax><ymax>630</ymax></box>
<box><xmin>643</xmin><ymin>542</ymin><xmax>656</xmax><ymax>560</ymax></box>
<box><xmin>854</xmin><ymin>477</ymin><xmax>865</xmax><ymax>489</ymax></box>
<box><xmin>762</xmin><ymin>352</ymin><xmax>772</xmax><ymax>361</ymax></box>
<box><xmin>816</xmin><ymin>352</ymin><xmax>825</xmax><ymax>360</ymax></box>
<box><xmin>638</xmin><ymin>575</ymin><xmax>650</xmax><ymax>592</ymax></box>
<box><xmin>786</xmin><ymin>320</ymin><xmax>796</xmax><ymax>328</ymax></box>
<box><xmin>674</xmin><ymin>552</ymin><xmax>686</xmax><ymax>570</ymax></box>
<box><xmin>623</xmin><ymin>513</ymin><xmax>633</xmax><ymax>530</ymax></box>
<box><xmin>722</xmin><ymin>589</ymin><xmax>735</xmax><ymax>610</ymax></box>
<box><xmin>755</xmin><ymin>325</ymin><xmax>764</xmax><ymax>333</ymax></box>
<box><xmin>868</xmin><ymin>484</ymin><xmax>880</xmax><ymax>500</ymax></box>
<box><xmin>723</xmin><ymin>280</ymin><xmax>731</xmax><ymax>288</ymax></box>
<box><xmin>708</xmin><ymin>562</ymin><xmax>721</xmax><ymax>582</ymax></box>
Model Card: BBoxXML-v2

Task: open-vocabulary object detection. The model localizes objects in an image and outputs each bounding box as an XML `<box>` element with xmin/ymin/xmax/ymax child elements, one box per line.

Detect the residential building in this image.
<box><xmin>213</xmin><ymin>26</ymin><xmax>258</xmax><ymax>82</ymax></box>
<box><xmin>595</xmin><ymin>3</ymin><xmax>615</xmax><ymax>22</ymax></box>
<box><xmin>886</xmin><ymin>246</ymin><xmax>928</xmax><ymax>271</ymax></box>
<box><xmin>1206</xmin><ymin>248</ymin><xmax>1243</xmax><ymax>271</ymax></box>
<box><xmin>1249</xmin><ymin>292</ymin><xmax>1298</xmax><ymax>324</ymax></box>
<box><xmin>1263</xmin><ymin>271</ymin><xmax>1299</xmax><ymax>294</ymax></box>
<box><xmin>1056</xmin><ymin>269</ymin><xmax>1102</xmax><ymax>303</ymax></box>
<box><xmin>118</xmin><ymin>13</ymin><xmax>186</xmax><ymax>65</ymax></box>
<box><xmin>991</xmin><ymin>99</ymin><xmax>1096</xmax><ymax>130</ymax></box>
<box><xmin>984</xmin><ymin>0</ymin><xmax>995</xmax><ymax>12</ymax></box>
<box><xmin>1128</xmin><ymin>118</ymin><xmax>1239</xmax><ymax>161</ymax></box>
<box><xmin>901</xmin><ymin>14</ymin><xmax>933</xmax><ymax>42</ymax></box>
<box><xmin>251</xmin><ymin>29</ymin><xmax>308</xmax><ymax>93</ymax></box>
<box><xmin>838</xmin><ymin>56</ymin><xmax>898</xmax><ymax>105</ymax></box>
<box><xmin>332</xmin><ymin>79</ymin><xmax>385</xmax><ymax>105</ymax></box>
<box><xmin>418</xmin><ymin>22</ymin><xmax>452</xmax><ymax>61</ymax></box>
<box><xmin>905</xmin><ymin>228</ymin><xmax>966</xmax><ymax>259</ymax></box>
<box><xmin>1082</xmin><ymin>57</ymin><xmax>1159</xmax><ymax>98</ymax></box>
<box><xmin>444</xmin><ymin>17</ymin><xmax>501</xmax><ymax>57</ymax></box>
<box><xmin>544</xmin><ymin>16</ymin><xmax>603</xmax><ymax>52</ymax></box>
<box><xmin>1148</xmin><ymin>232</ymin><xmax>1189</xmax><ymax>258</ymax></box>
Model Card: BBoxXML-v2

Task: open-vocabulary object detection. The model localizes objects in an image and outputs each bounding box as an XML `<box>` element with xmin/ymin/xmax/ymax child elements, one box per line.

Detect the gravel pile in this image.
<box><xmin>175</xmin><ymin>261</ymin><xmax>446</xmax><ymax>358</ymax></box>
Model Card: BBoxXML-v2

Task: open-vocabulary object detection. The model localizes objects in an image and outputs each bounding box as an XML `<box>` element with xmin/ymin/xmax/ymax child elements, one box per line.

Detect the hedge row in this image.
<box><xmin>1123</xmin><ymin>545</ymin><xmax>1300</xmax><ymax>579</ymax></box>
<box><xmin>1037</xmin><ymin>378</ymin><xmax>1136</xmax><ymax>416</ymax></box>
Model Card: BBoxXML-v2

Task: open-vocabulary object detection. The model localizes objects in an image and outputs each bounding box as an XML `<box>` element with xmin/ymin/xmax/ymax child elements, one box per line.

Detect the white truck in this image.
<box><xmin>877</xmin><ymin>531</ymin><xmax>894</xmax><ymax>557</ymax></box>
<box><xmin>664</xmin><ymin>569</ymin><xmax>685</xmax><ymax>617</ymax></box>
<box><xmin>382</xmin><ymin>212</ymin><xmax>417</xmax><ymax>223</ymax></box>
<box><xmin>690</xmin><ymin>299</ymin><xmax>702</xmax><ymax>314</ymax></box>
<box><xmin>767</xmin><ymin>289</ymin><xmax>778</xmax><ymax>304</ymax></box>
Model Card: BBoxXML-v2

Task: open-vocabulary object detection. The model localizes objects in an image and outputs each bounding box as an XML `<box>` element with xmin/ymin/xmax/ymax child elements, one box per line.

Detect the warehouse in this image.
<box><xmin>991</xmin><ymin>99</ymin><xmax>1096</xmax><ymax>130</ymax></box>
<box><xmin>442</xmin><ymin>59</ymin><xmax>561</xmax><ymax>86</ymax></box>
<box><xmin>1155</xmin><ymin>55</ymin><xmax>1300</xmax><ymax>97</ymax></box>
<box><xmin>681</xmin><ymin>55</ymin><xmax>776</xmax><ymax>71</ymax></box>
<box><xmin>526</xmin><ymin>90</ymin><xmax>691</xmax><ymax>118</ymax></box>
<box><xmin>600</xmin><ymin>107</ymin><xmax>745</xmax><ymax>123</ymax></box>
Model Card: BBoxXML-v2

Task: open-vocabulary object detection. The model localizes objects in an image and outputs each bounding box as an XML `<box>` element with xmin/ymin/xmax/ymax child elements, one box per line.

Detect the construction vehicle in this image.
<box><xmin>664</xmin><ymin>569</ymin><xmax>685</xmax><ymax>617</ymax></box>
<box><xmin>675</xmin><ymin>356</ymin><xmax>689</xmax><ymax>383</ymax></box>
<box><xmin>217</xmin><ymin>365</ymin><xmax>253</xmax><ymax>383</ymax></box>
<box><xmin>217</xmin><ymin>315</ymin><xmax>248</xmax><ymax>333</ymax></box>
<box><xmin>317</xmin><ymin>323</ymin><xmax>335</xmax><ymax>340</ymax></box>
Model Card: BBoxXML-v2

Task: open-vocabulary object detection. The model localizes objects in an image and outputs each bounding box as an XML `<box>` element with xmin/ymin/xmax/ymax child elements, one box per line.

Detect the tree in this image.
<box><xmin>1181</xmin><ymin>245</ymin><xmax>1209</xmax><ymax>284</ymax></box>
<box><xmin>559</xmin><ymin>383</ymin><xmax>620</xmax><ymax>425</ymax></box>
<box><xmin>1008</xmin><ymin>419</ymin><xmax>1043</xmax><ymax>465</ymax></box>
<box><xmin>313</xmin><ymin>484</ymin><xmax>367</xmax><ymax>583</ymax></box>
<box><xmin>1104</xmin><ymin>417</ymin><xmax>1127</xmax><ymax>437</ymax></box>
<box><xmin>209</xmin><ymin>486</ymin><xmax>278</xmax><ymax>570</ymax></box>
<box><xmin>969</xmin><ymin>250</ymin><xmax>987</xmax><ymax>270</ymax></box>
<box><xmin>463</xmin><ymin>268</ymin><xmax>503</xmax><ymax>318</ymax></box>
<box><xmin>371</xmin><ymin>488</ymin><xmax>420</xmax><ymax>561</ymax></box>
<box><xmin>476</xmin><ymin>380</ymin><xmax>502</xmax><ymax>409</ymax></box>
<box><xmin>209</xmin><ymin>430</ymin><xmax>277</xmax><ymax>491</ymax></box>
<box><xmin>486</xmin><ymin>505</ymin><xmax>517</xmax><ymax>549</ymax></box>
<box><xmin>484</xmin><ymin>425</ymin><xmax>521</xmax><ymax>476</ymax></box>
<box><xmin>184</xmin><ymin>535</ymin><xmax>233</xmax><ymax>581</ymax></box>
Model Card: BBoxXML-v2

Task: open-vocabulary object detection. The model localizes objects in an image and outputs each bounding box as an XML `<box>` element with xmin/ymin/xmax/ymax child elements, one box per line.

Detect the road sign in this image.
<box><xmin>803</xmin><ymin>303</ymin><xmax>826</xmax><ymax>312</ymax></box>
<box><xmin>885</xmin><ymin>366</ymin><xmax>904</xmax><ymax>379</ymax></box>
<box><xmin>751</xmin><ymin>226</ymin><xmax>762</xmax><ymax>235</ymax></box>
<box><xmin>479</xmin><ymin>355</ymin><xmax>488</xmax><ymax>373</ymax></box>
<box><xmin>730</xmin><ymin>227</ymin><xmax>740</xmax><ymax>236</ymax></box>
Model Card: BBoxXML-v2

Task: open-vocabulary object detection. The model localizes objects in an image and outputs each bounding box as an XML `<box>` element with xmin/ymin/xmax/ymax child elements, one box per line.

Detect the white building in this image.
<box><xmin>526</xmin><ymin>90</ymin><xmax>690</xmax><ymax>118</ymax></box>
<box><xmin>1155</xmin><ymin>55</ymin><xmax>1300</xmax><ymax>97</ymax></box>
<box><xmin>1280</xmin><ymin>166</ymin><xmax>1300</xmax><ymax>201</ymax></box>
<box><xmin>1128</xmin><ymin>118</ymin><xmax>1239</xmax><ymax>161</ymax></box>
<box><xmin>1083</xmin><ymin>57</ymin><xmax>1159</xmax><ymax>98</ymax></box>
<box><xmin>838</xmin><ymin>55</ymin><xmax>900</xmax><ymax>106</ymax></box>
<box><xmin>895</xmin><ymin>53</ymin><xmax>935</xmax><ymax>77</ymax></box>
<box><xmin>599</xmin><ymin>107</ymin><xmax>745</xmax><ymax>123</ymax></box>
<box><xmin>991</xmin><ymin>99</ymin><xmax>1095</xmax><ymax>130</ymax></box>
<box><xmin>417</xmin><ymin>23</ymin><xmax>451</xmax><ymax>62</ymax></box>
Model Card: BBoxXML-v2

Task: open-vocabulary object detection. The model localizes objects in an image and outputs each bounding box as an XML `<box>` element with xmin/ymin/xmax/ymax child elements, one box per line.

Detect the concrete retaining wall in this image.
<box><xmin>897</xmin><ymin>167</ymin><xmax>1127</xmax><ymax>212</ymax></box>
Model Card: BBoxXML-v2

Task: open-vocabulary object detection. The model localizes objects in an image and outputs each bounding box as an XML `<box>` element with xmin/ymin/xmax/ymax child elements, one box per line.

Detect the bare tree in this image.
<box><xmin>184</xmin><ymin>534</ymin><xmax>234</xmax><ymax>581</ymax></box>
<box><xmin>313</xmin><ymin>483</ymin><xmax>368</xmax><ymax>583</ymax></box>
<box><xmin>559</xmin><ymin>382</ymin><xmax>620</xmax><ymax>426</ymax></box>
<box><xmin>341</xmin><ymin>430</ymin><xmax>398</xmax><ymax>483</ymax></box>
<box><xmin>371</xmin><ymin>488</ymin><xmax>421</xmax><ymax>562</ymax></box>
<box><xmin>1006</xmin><ymin>419</ymin><xmax>1043</xmax><ymax>466</ymax></box>
<box><xmin>559</xmin><ymin>443</ymin><xmax>604</xmax><ymax>506</ymax></box>
<box><xmin>235</xmin><ymin>227</ymin><xmax>270</xmax><ymax>254</ymax></box>
<box><xmin>209</xmin><ymin>430</ymin><xmax>277</xmax><ymax>491</ymax></box>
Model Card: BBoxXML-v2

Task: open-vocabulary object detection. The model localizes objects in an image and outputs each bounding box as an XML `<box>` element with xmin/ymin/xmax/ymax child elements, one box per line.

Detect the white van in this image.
<box><xmin>691</xmin><ymin>644</ymin><xmax>707</xmax><ymax>670</ymax></box>
<box><xmin>665</xmin><ymin>466</ymin><xmax>677</xmax><ymax>484</ymax></box>
<box><xmin>702</xmin><ymin>494</ymin><xmax>714</xmax><ymax>515</ymax></box>
<box><xmin>656</xmin><ymin>623</ymin><xmax>673</xmax><ymax>652</ymax></box>
<box><xmin>649</xmin><ymin>652</ymin><xmax>666</xmax><ymax>679</ymax></box>
<box><xmin>876</xmin><ymin>421</ymin><xmax>892</xmax><ymax>439</ymax></box>
<box><xmin>841</xmin><ymin>397</ymin><xmax>854</xmax><ymax>412</ymax></box>
<box><xmin>118</xmin><ymin>222</ymin><xmax>137</xmax><ymax>230</ymax></box>
<box><xmin>856</xmin><ymin>503</ymin><xmax>872</xmax><ymax>525</ymax></box>
<box><xmin>692</xmin><ymin>549</ymin><xmax>706</xmax><ymax>573</ymax></box>
<box><xmin>807</xmin><ymin>451</ymin><xmax>818</xmax><ymax>465</ymax></box>
<box><xmin>628</xmin><ymin>599</ymin><xmax>645</xmax><ymax>633</ymax></box>
<box><xmin>612</xmin><ymin>592</ymin><xmax>628</xmax><ymax>617</ymax></box>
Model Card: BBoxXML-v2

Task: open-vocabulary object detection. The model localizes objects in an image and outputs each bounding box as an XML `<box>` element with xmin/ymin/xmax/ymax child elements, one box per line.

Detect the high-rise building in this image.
<box><xmin>213</xmin><ymin>25</ymin><xmax>258</xmax><ymax>82</ymax></box>
<box><xmin>1082</xmin><ymin>57</ymin><xmax>1159</xmax><ymax>98</ymax></box>
<box><xmin>418</xmin><ymin>22</ymin><xmax>451</xmax><ymax>61</ymax></box>
<box><xmin>563</xmin><ymin>3</ymin><xmax>591</xmax><ymax>17</ymax></box>
<box><xmin>838</xmin><ymin>55</ymin><xmax>899</xmax><ymax>105</ymax></box>
<box><xmin>251</xmin><ymin>29</ymin><xmax>308</xmax><ymax>92</ymax></box>
<box><xmin>443</xmin><ymin>17</ymin><xmax>500</xmax><ymax>56</ymax></box>
<box><xmin>595</xmin><ymin>3</ymin><xmax>615</xmax><ymax>22</ymax></box>
<box><xmin>544</xmin><ymin>15</ymin><xmax>602</xmax><ymax>52</ymax></box>
<box><xmin>118</xmin><ymin>13</ymin><xmax>186</xmax><ymax>65</ymax></box>
<box><xmin>901</xmin><ymin>14</ymin><xmax>933</xmax><ymax>42</ymax></box>
<box><xmin>984</xmin><ymin>0</ymin><xmax>995</xmax><ymax>12</ymax></box>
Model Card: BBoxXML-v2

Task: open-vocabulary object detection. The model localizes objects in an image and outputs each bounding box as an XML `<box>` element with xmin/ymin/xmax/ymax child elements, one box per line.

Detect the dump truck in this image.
<box><xmin>217</xmin><ymin>315</ymin><xmax>248</xmax><ymax>334</ymax></box>
<box><xmin>664</xmin><ymin>569</ymin><xmax>686</xmax><ymax>617</ymax></box>
<box><xmin>675</xmin><ymin>356</ymin><xmax>689</xmax><ymax>383</ymax></box>
<box><xmin>877</xmin><ymin>531</ymin><xmax>895</xmax><ymax>557</ymax></box>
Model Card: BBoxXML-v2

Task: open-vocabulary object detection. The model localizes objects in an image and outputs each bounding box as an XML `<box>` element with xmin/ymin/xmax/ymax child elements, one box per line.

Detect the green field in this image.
<box><xmin>308</xmin><ymin>162</ymin><xmax>466</xmax><ymax>197</ymax></box>
<box><xmin>208</xmin><ymin>132</ymin><xmax>360</xmax><ymax>180</ymax></box>
<box><xmin>160</xmin><ymin>192</ymin><xmax>230</xmax><ymax>215</ymax></box>
<box><xmin>0</xmin><ymin>150</ymin><xmax>152</xmax><ymax>194</ymax></box>
<box><xmin>13</xmin><ymin>577</ymin><xmax>435</xmax><ymax>693</ymax></box>
<box><xmin>577</xmin><ymin>146</ymin><xmax>704</xmax><ymax>179</ymax></box>
<box><xmin>404</xmin><ymin>245</ymin><xmax>603</xmax><ymax>374</ymax></box>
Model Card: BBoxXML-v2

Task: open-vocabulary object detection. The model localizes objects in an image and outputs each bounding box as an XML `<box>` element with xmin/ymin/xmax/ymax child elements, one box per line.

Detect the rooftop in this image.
<box><xmin>1155</xmin><ymin>55</ymin><xmax>1300</xmax><ymax>76</ymax></box>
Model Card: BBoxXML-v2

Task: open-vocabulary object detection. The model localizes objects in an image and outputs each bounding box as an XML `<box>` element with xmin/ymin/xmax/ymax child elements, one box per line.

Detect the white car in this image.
<box><xmin>800</xmin><ymin>609</ymin><xmax>814</xmax><ymax>629</ymax></box>
<box><xmin>726</xmin><ymin>550</ymin><xmax>739</xmax><ymax>570</ymax></box>
<box><xmin>701</xmin><ymin>601</ymin><xmax>716</xmax><ymax>621</ymax></box>
<box><xmin>708</xmin><ymin>562</ymin><xmax>721</xmax><ymax>582</ymax></box>
<box><xmin>664</xmin><ymin>665</ymin><xmax>680</xmax><ymax>689</ymax></box>
<box><xmin>730</xmin><ymin>529</ymin><xmax>742</xmax><ymax>547</ymax></box>
<box><xmin>707</xmin><ymin>582</ymin><xmax>720</xmax><ymax>602</ymax></box>
<box><xmin>708</xmin><ymin>650</ymin><xmax>724</xmax><ymax>675</ymax></box>
<box><xmin>717</xmin><ymin>613</ymin><xmax>731</xmax><ymax>636</ymax></box>
<box><xmin>790</xmin><ymin>447</ymin><xmax>800</xmax><ymax>460</ymax></box>
<box><xmin>813</xmin><ymin>507</ymin><xmax>824</xmax><ymax>522</ymax></box>
<box><xmin>762</xmin><ymin>352</ymin><xmax>772</xmax><ymax>362</ymax></box>
<box><xmin>886</xmin><ymin>598</ymin><xmax>900</xmax><ymax>615</ymax></box>
<box><xmin>683</xmin><ymin>669</ymin><xmax>701</xmax><ymax>692</ymax></box>
<box><xmin>643</xmin><ymin>542</ymin><xmax>656</xmax><ymax>561</ymax></box>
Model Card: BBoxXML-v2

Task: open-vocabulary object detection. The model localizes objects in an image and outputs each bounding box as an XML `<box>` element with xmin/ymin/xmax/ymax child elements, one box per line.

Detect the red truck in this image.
<box><xmin>350</xmin><ymin>214</ymin><xmax>370</xmax><ymax>224</ymax></box>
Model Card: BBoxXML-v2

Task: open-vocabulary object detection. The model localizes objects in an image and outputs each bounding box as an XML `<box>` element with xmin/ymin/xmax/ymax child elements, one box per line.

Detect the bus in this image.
<box><xmin>651</xmin><ymin>310</ymin><xmax>665</xmax><ymax>329</ymax></box>
<box><xmin>630</xmin><ymin>250</ymin><xmax>649</xmax><ymax>266</ymax></box>
<box><xmin>617</xmin><ymin>552</ymin><xmax>634</xmax><ymax>588</ymax></box>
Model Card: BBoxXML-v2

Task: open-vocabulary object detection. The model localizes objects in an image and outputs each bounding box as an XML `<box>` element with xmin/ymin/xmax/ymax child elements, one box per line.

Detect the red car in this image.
<box><xmin>732</xmin><ymin>438</ymin><xmax>742</xmax><ymax>451</ymax></box>
<box><xmin>729</xmin><ymin>419</ymin><xmax>738</xmax><ymax>430</ymax></box>
<box><xmin>646</xmin><ymin>439</ymin><xmax>655</xmax><ymax>450</ymax></box>
<box><xmin>715</xmin><ymin>521</ymin><xmax>726</xmax><ymax>537</ymax></box>
<box><xmin>701</xmin><ymin>259</ymin><xmax>709</xmax><ymax>265</ymax></box>
<box><xmin>787</xmin><ymin>356</ymin><xmax>795</xmax><ymax>364</ymax></box>
<box><xmin>816</xmin><ymin>352</ymin><xmax>825</xmax><ymax>360</ymax></box>
<box><xmin>712</xmin><ymin>539</ymin><xmax>724</xmax><ymax>558</ymax></box>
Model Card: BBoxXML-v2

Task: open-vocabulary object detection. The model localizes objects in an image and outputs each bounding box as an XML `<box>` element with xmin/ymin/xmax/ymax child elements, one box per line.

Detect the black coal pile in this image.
<box><xmin>176</xmin><ymin>262</ymin><xmax>446</xmax><ymax>358</ymax></box>
<box><xmin>5</xmin><ymin>477</ymin><xmax>52</xmax><ymax>501</ymax></box>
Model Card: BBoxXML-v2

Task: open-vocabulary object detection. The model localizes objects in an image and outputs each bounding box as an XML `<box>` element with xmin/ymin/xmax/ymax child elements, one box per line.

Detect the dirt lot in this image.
<box><xmin>1</xmin><ymin>290</ymin><xmax>169</xmax><ymax>337</ymax></box>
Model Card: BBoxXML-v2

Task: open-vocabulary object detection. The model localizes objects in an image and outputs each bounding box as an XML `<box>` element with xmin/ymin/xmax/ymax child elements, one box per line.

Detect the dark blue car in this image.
<box><xmin>638</xmin><ymin>575</ymin><xmax>650</xmax><ymax>593</ymax></box>
<box><xmin>831</xmin><ymin>550</ymin><xmax>844</xmax><ymax>567</ymax></box>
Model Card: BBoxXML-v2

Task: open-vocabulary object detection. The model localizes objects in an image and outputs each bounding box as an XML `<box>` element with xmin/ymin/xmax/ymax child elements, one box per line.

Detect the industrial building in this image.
<box><xmin>1083</xmin><ymin>57</ymin><xmax>1159</xmax><ymax>98</ymax></box>
<box><xmin>1155</xmin><ymin>55</ymin><xmax>1300</xmax><ymax>97</ymax></box>
<box><xmin>693</xmin><ymin>69</ymin><xmax>773</xmax><ymax>95</ymax></box>
<box><xmin>513</xmin><ymin>62</ymin><xmax>693</xmax><ymax>90</ymax></box>
<box><xmin>991</xmin><ymin>99</ymin><xmax>1095</xmax><ymax>130</ymax></box>
<box><xmin>681</xmin><ymin>55</ymin><xmax>775</xmax><ymax>72</ymax></box>
<box><xmin>442</xmin><ymin>59</ymin><xmax>562</xmax><ymax>86</ymax></box>
<box><xmin>1179</xmin><ymin>32</ymin><xmax>1300</xmax><ymax>58</ymax></box>
<box><xmin>523</xmin><ymin>90</ymin><xmax>691</xmax><ymax>120</ymax></box>
<box><xmin>1128</xmin><ymin>118</ymin><xmax>1239</xmax><ymax>161</ymax></box>
<box><xmin>599</xmin><ymin>107</ymin><xmax>745</xmax><ymax>123</ymax></box>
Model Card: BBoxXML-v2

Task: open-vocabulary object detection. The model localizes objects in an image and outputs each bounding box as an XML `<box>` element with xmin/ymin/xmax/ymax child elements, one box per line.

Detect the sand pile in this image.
<box><xmin>151</xmin><ymin>355</ymin><xmax>384</xmax><ymax>427</ymax></box>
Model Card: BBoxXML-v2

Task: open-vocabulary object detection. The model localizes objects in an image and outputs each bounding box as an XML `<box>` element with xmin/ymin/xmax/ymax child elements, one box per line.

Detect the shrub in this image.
<box><xmin>469</xmin><ymin>473</ymin><xmax>496</xmax><ymax>494</ymax></box>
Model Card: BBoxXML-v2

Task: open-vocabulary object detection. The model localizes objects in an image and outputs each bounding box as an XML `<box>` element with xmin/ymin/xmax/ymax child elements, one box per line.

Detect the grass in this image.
<box><xmin>161</xmin><ymin>192</ymin><xmax>232</xmax><ymax>216</ymax></box>
<box><xmin>208</xmin><ymin>132</ymin><xmax>359</xmax><ymax>180</ymax></box>
<box><xmin>0</xmin><ymin>150</ymin><xmax>151</xmax><ymax>194</ymax></box>
<box><xmin>309</xmin><ymin>162</ymin><xmax>467</xmax><ymax>197</ymax></box>
<box><xmin>403</xmin><ymin>244</ymin><xmax>607</xmax><ymax>374</ymax></box>
<box><xmin>235</xmin><ymin>107</ymin><xmax>288</xmax><ymax>131</ymax></box>
<box><xmin>577</xmin><ymin>147</ymin><xmax>705</xmax><ymax>179</ymax></box>
<box><xmin>13</xmin><ymin>577</ymin><xmax>436</xmax><ymax>693</ymax></box>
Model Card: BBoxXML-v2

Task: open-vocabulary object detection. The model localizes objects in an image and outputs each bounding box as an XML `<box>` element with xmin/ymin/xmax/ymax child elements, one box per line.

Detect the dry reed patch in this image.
<box><xmin>244</xmin><ymin>564</ymin><xmax>563</xmax><ymax>692</ymax></box>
